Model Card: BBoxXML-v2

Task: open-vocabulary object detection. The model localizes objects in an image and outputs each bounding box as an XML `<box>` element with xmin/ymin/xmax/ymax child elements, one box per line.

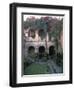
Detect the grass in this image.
<box><xmin>24</xmin><ymin>63</ymin><xmax>48</xmax><ymax>75</ymax></box>
<box><xmin>23</xmin><ymin>52</ymin><xmax>63</xmax><ymax>75</ymax></box>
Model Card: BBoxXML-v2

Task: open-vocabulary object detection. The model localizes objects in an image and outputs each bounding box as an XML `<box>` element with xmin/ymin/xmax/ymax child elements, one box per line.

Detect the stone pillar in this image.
<box><xmin>46</xmin><ymin>33</ymin><xmax>49</xmax><ymax>41</ymax></box>
<box><xmin>35</xmin><ymin>30</ymin><xmax>39</xmax><ymax>42</ymax></box>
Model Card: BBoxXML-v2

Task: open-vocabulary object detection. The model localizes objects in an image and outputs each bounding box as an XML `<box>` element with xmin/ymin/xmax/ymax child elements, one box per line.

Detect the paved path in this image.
<box><xmin>47</xmin><ymin>60</ymin><xmax>62</xmax><ymax>73</ymax></box>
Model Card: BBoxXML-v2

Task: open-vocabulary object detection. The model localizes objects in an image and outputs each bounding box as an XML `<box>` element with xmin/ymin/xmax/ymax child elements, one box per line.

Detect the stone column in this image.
<box><xmin>35</xmin><ymin>30</ymin><xmax>39</xmax><ymax>42</ymax></box>
<box><xmin>46</xmin><ymin>33</ymin><xmax>49</xmax><ymax>41</ymax></box>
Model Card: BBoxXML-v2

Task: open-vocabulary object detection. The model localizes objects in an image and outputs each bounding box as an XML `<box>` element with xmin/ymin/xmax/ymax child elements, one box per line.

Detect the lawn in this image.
<box><xmin>24</xmin><ymin>63</ymin><xmax>49</xmax><ymax>75</ymax></box>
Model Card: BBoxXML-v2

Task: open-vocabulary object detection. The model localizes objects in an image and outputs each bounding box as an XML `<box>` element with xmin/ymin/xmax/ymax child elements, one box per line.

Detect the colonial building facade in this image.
<box><xmin>23</xmin><ymin>17</ymin><xmax>63</xmax><ymax>58</ymax></box>
<box><xmin>23</xmin><ymin>28</ymin><xmax>57</xmax><ymax>57</ymax></box>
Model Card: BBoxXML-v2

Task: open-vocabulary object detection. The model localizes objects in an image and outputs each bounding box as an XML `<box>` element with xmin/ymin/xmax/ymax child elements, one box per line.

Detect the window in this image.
<box><xmin>28</xmin><ymin>29</ymin><xmax>35</xmax><ymax>38</ymax></box>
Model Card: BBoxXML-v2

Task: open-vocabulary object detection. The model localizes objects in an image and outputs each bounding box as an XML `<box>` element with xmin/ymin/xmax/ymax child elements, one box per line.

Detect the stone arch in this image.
<box><xmin>28</xmin><ymin>29</ymin><xmax>35</xmax><ymax>38</ymax></box>
<box><xmin>28</xmin><ymin>46</ymin><xmax>35</xmax><ymax>54</ymax></box>
<box><xmin>38</xmin><ymin>29</ymin><xmax>46</xmax><ymax>40</ymax></box>
<box><xmin>39</xmin><ymin>46</ymin><xmax>45</xmax><ymax>54</ymax></box>
<box><xmin>49</xmin><ymin>46</ymin><xmax>55</xmax><ymax>55</ymax></box>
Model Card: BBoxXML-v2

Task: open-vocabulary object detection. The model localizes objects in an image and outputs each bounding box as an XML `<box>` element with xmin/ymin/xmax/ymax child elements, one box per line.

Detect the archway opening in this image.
<box><xmin>28</xmin><ymin>29</ymin><xmax>35</xmax><ymax>38</ymax></box>
<box><xmin>49</xmin><ymin>46</ymin><xmax>55</xmax><ymax>56</ymax></box>
<box><xmin>39</xmin><ymin>46</ymin><xmax>45</xmax><ymax>54</ymax></box>
<box><xmin>38</xmin><ymin>29</ymin><xmax>46</xmax><ymax>40</ymax></box>
<box><xmin>28</xmin><ymin>46</ymin><xmax>35</xmax><ymax>54</ymax></box>
<box><xmin>38</xmin><ymin>46</ymin><xmax>45</xmax><ymax>59</ymax></box>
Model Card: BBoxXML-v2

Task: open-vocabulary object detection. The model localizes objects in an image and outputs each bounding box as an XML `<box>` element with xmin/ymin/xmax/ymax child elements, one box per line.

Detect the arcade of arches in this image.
<box><xmin>28</xmin><ymin>45</ymin><xmax>55</xmax><ymax>56</ymax></box>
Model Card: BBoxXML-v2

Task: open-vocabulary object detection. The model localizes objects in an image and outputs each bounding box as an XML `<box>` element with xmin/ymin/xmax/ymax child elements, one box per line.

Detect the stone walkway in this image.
<box><xmin>47</xmin><ymin>60</ymin><xmax>63</xmax><ymax>73</ymax></box>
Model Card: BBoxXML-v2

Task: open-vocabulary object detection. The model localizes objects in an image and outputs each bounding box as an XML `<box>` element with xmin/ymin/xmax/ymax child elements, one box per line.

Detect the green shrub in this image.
<box><xmin>56</xmin><ymin>53</ymin><xmax>63</xmax><ymax>66</ymax></box>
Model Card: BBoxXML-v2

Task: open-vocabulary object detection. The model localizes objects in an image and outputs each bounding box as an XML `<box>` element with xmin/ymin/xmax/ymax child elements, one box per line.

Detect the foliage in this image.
<box><xmin>24</xmin><ymin>17</ymin><xmax>48</xmax><ymax>31</ymax></box>
<box><xmin>56</xmin><ymin>53</ymin><xmax>63</xmax><ymax>67</ymax></box>
<box><xmin>24</xmin><ymin>17</ymin><xmax>63</xmax><ymax>39</ymax></box>
<box><xmin>49</xmin><ymin>19</ymin><xmax>63</xmax><ymax>53</ymax></box>
<box><xmin>49</xmin><ymin>19</ymin><xmax>63</xmax><ymax>39</ymax></box>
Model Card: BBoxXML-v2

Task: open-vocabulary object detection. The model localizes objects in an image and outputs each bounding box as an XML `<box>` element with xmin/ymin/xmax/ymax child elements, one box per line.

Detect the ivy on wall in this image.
<box><xmin>24</xmin><ymin>17</ymin><xmax>63</xmax><ymax>38</ymax></box>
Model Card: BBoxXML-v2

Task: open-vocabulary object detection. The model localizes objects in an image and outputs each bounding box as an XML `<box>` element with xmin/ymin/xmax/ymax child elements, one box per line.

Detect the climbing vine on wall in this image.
<box><xmin>24</xmin><ymin>17</ymin><xmax>63</xmax><ymax>37</ymax></box>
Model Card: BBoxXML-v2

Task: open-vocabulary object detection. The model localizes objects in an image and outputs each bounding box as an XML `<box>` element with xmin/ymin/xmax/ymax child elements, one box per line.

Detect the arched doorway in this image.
<box><xmin>39</xmin><ymin>46</ymin><xmax>45</xmax><ymax>54</ymax></box>
<box><xmin>28</xmin><ymin>46</ymin><xmax>35</xmax><ymax>54</ymax></box>
<box><xmin>49</xmin><ymin>46</ymin><xmax>55</xmax><ymax>56</ymax></box>
<box><xmin>38</xmin><ymin>46</ymin><xmax>45</xmax><ymax>59</ymax></box>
